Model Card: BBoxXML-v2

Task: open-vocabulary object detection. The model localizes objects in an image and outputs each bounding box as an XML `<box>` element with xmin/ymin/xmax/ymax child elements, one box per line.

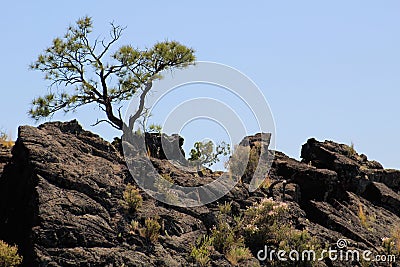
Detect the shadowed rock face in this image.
<box><xmin>0</xmin><ymin>120</ymin><xmax>399</xmax><ymax>267</ymax></box>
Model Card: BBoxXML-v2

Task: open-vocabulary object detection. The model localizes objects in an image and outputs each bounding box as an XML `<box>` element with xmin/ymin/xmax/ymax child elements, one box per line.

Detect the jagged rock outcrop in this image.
<box><xmin>0</xmin><ymin>121</ymin><xmax>255</xmax><ymax>266</ymax></box>
<box><xmin>0</xmin><ymin>120</ymin><xmax>399</xmax><ymax>267</ymax></box>
<box><xmin>0</xmin><ymin>144</ymin><xmax>12</xmax><ymax>174</ymax></box>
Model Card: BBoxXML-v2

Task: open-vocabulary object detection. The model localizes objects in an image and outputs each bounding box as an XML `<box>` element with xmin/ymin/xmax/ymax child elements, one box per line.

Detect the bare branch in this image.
<box><xmin>128</xmin><ymin>81</ymin><xmax>153</xmax><ymax>130</ymax></box>
<box><xmin>91</xmin><ymin>119</ymin><xmax>121</xmax><ymax>130</ymax></box>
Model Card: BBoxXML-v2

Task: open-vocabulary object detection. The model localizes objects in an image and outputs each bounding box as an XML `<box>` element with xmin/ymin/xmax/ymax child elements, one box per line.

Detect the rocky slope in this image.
<box><xmin>0</xmin><ymin>120</ymin><xmax>399</xmax><ymax>266</ymax></box>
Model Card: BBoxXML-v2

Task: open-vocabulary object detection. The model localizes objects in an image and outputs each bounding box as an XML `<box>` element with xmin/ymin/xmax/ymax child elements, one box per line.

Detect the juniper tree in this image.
<box><xmin>189</xmin><ymin>141</ymin><xmax>230</xmax><ymax>171</ymax></box>
<box><xmin>30</xmin><ymin>16</ymin><xmax>195</xmax><ymax>132</ymax></box>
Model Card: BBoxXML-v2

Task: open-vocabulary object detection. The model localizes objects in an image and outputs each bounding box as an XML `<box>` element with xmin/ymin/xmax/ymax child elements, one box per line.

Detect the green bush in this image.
<box><xmin>211</xmin><ymin>219</ymin><xmax>242</xmax><ymax>254</ymax></box>
<box><xmin>120</xmin><ymin>183</ymin><xmax>142</xmax><ymax>213</ymax></box>
<box><xmin>190</xmin><ymin>235</ymin><xmax>214</xmax><ymax>267</ymax></box>
<box><xmin>218</xmin><ymin>201</ymin><xmax>232</xmax><ymax>215</ymax></box>
<box><xmin>225</xmin><ymin>246</ymin><xmax>252</xmax><ymax>266</ymax></box>
<box><xmin>128</xmin><ymin>220</ymin><xmax>140</xmax><ymax>235</ymax></box>
<box><xmin>0</xmin><ymin>240</ymin><xmax>23</xmax><ymax>267</ymax></box>
<box><xmin>382</xmin><ymin>225</ymin><xmax>400</xmax><ymax>256</ymax></box>
<box><xmin>141</xmin><ymin>218</ymin><xmax>161</xmax><ymax>243</ymax></box>
<box><xmin>243</xmin><ymin>198</ymin><xmax>320</xmax><ymax>266</ymax></box>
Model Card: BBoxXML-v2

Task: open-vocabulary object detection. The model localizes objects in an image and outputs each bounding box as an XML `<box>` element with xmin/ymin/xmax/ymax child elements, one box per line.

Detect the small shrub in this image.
<box><xmin>0</xmin><ymin>240</ymin><xmax>23</xmax><ymax>267</ymax></box>
<box><xmin>393</xmin><ymin>225</ymin><xmax>400</xmax><ymax>253</ymax></box>
<box><xmin>148</xmin><ymin>124</ymin><xmax>162</xmax><ymax>133</ymax></box>
<box><xmin>225</xmin><ymin>246</ymin><xmax>252</xmax><ymax>266</ymax></box>
<box><xmin>0</xmin><ymin>131</ymin><xmax>14</xmax><ymax>148</ymax></box>
<box><xmin>226</xmin><ymin>144</ymin><xmax>270</xmax><ymax>185</ymax></box>
<box><xmin>211</xmin><ymin>220</ymin><xmax>243</xmax><ymax>254</ymax></box>
<box><xmin>358</xmin><ymin>204</ymin><xmax>368</xmax><ymax>228</ymax></box>
<box><xmin>121</xmin><ymin>184</ymin><xmax>143</xmax><ymax>213</ymax></box>
<box><xmin>345</xmin><ymin>142</ymin><xmax>356</xmax><ymax>157</ymax></box>
<box><xmin>243</xmin><ymin>198</ymin><xmax>288</xmax><ymax>250</ymax></box>
<box><xmin>129</xmin><ymin>220</ymin><xmax>140</xmax><ymax>235</ymax></box>
<box><xmin>382</xmin><ymin>225</ymin><xmax>400</xmax><ymax>256</ymax></box>
<box><xmin>190</xmin><ymin>235</ymin><xmax>214</xmax><ymax>267</ymax></box>
<box><xmin>218</xmin><ymin>201</ymin><xmax>232</xmax><ymax>215</ymax></box>
<box><xmin>358</xmin><ymin>204</ymin><xmax>375</xmax><ymax>230</ymax></box>
<box><xmin>226</xmin><ymin>145</ymin><xmax>251</xmax><ymax>179</ymax></box>
<box><xmin>141</xmin><ymin>218</ymin><xmax>161</xmax><ymax>243</ymax></box>
<box><xmin>154</xmin><ymin>174</ymin><xmax>179</xmax><ymax>204</ymax></box>
<box><xmin>260</xmin><ymin>175</ymin><xmax>272</xmax><ymax>190</ymax></box>
<box><xmin>279</xmin><ymin>229</ymin><xmax>320</xmax><ymax>257</ymax></box>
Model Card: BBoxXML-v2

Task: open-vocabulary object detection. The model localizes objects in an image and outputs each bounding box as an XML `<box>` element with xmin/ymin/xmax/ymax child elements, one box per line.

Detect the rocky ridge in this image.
<box><xmin>0</xmin><ymin>120</ymin><xmax>399</xmax><ymax>266</ymax></box>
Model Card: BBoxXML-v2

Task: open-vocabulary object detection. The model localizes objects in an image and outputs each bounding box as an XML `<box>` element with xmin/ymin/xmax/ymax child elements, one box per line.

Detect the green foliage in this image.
<box><xmin>148</xmin><ymin>124</ymin><xmax>162</xmax><ymax>133</ymax></box>
<box><xmin>190</xmin><ymin>235</ymin><xmax>214</xmax><ymax>267</ymax></box>
<box><xmin>128</xmin><ymin>220</ymin><xmax>140</xmax><ymax>235</ymax></box>
<box><xmin>210</xmin><ymin>208</ymin><xmax>252</xmax><ymax>265</ymax></box>
<box><xmin>120</xmin><ymin>183</ymin><xmax>142</xmax><ymax>213</ymax></box>
<box><xmin>211</xmin><ymin>219</ymin><xmax>244</xmax><ymax>254</ymax></box>
<box><xmin>141</xmin><ymin>218</ymin><xmax>161</xmax><ymax>243</ymax></box>
<box><xmin>243</xmin><ymin>198</ymin><xmax>320</xmax><ymax>266</ymax></box>
<box><xmin>225</xmin><ymin>246</ymin><xmax>252</xmax><ymax>266</ymax></box>
<box><xmin>30</xmin><ymin>16</ymin><xmax>195</xmax><ymax>131</ymax></box>
<box><xmin>188</xmin><ymin>140</ymin><xmax>230</xmax><ymax>170</ymax></box>
<box><xmin>218</xmin><ymin>201</ymin><xmax>232</xmax><ymax>215</ymax></box>
<box><xmin>382</xmin><ymin>225</ymin><xmax>400</xmax><ymax>256</ymax></box>
<box><xmin>0</xmin><ymin>240</ymin><xmax>23</xmax><ymax>267</ymax></box>
<box><xmin>243</xmin><ymin>198</ymin><xmax>288</xmax><ymax>248</ymax></box>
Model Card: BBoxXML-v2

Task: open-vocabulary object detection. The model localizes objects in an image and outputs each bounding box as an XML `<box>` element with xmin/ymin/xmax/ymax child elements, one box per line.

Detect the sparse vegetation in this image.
<box><xmin>260</xmin><ymin>175</ymin><xmax>272</xmax><ymax>190</ymax></box>
<box><xmin>358</xmin><ymin>204</ymin><xmax>375</xmax><ymax>230</ymax></box>
<box><xmin>0</xmin><ymin>131</ymin><xmax>14</xmax><ymax>148</ymax></box>
<box><xmin>148</xmin><ymin>124</ymin><xmax>162</xmax><ymax>133</ymax></box>
<box><xmin>154</xmin><ymin>173</ymin><xmax>174</xmax><ymax>191</ymax></box>
<box><xmin>393</xmin><ymin>225</ymin><xmax>400</xmax><ymax>253</ymax></box>
<box><xmin>192</xmin><ymin>198</ymin><xmax>321</xmax><ymax>266</ymax></box>
<box><xmin>0</xmin><ymin>240</ymin><xmax>23</xmax><ymax>267</ymax></box>
<box><xmin>218</xmin><ymin>201</ymin><xmax>232</xmax><ymax>215</ymax></box>
<box><xmin>154</xmin><ymin>173</ymin><xmax>179</xmax><ymax>204</ymax></box>
<box><xmin>225</xmin><ymin>246</ymin><xmax>252</xmax><ymax>266</ymax></box>
<box><xmin>190</xmin><ymin>235</ymin><xmax>214</xmax><ymax>267</ymax></box>
<box><xmin>141</xmin><ymin>218</ymin><xmax>161</xmax><ymax>243</ymax></box>
<box><xmin>120</xmin><ymin>184</ymin><xmax>143</xmax><ymax>213</ymax></box>
<box><xmin>226</xmin><ymin>144</ymin><xmax>270</xmax><ymax>186</ymax></box>
<box><xmin>345</xmin><ymin>142</ymin><xmax>356</xmax><ymax>157</ymax></box>
<box><xmin>242</xmin><ymin>197</ymin><xmax>321</xmax><ymax>266</ymax></box>
<box><xmin>211</xmin><ymin>216</ymin><xmax>245</xmax><ymax>255</ymax></box>
<box><xmin>191</xmin><ymin>201</ymin><xmax>253</xmax><ymax>266</ymax></box>
<box><xmin>128</xmin><ymin>220</ymin><xmax>140</xmax><ymax>235</ymax></box>
<box><xmin>382</xmin><ymin>225</ymin><xmax>400</xmax><ymax>256</ymax></box>
<box><xmin>358</xmin><ymin>204</ymin><xmax>368</xmax><ymax>228</ymax></box>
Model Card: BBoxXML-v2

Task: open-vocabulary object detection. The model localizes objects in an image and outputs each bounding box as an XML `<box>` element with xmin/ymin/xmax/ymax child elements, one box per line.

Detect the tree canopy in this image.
<box><xmin>189</xmin><ymin>141</ymin><xmax>231</xmax><ymax>170</ymax></box>
<box><xmin>30</xmin><ymin>16</ymin><xmax>195</xmax><ymax>132</ymax></box>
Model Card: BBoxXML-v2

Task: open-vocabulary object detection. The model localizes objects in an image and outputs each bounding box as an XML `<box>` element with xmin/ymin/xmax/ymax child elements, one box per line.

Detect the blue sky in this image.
<box><xmin>1</xmin><ymin>1</ymin><xmax>399</xmax><ymax>169</ymax></box>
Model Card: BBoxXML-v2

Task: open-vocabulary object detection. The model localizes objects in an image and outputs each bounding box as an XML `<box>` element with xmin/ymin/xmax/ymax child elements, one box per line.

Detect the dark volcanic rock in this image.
<box><xmin>0</xmin><ymin>121</ymin><xmax>216</xmax><ymax>266</ymax></box>
<box><xmin>0</xmin><ymin>144</ymin><xmax>12</xmax><ymax>175</ymax></box>
<box><xmin>0</xmin><ymin>122</ymin><xmax>399</xmax><ymax>267</ymax></box>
